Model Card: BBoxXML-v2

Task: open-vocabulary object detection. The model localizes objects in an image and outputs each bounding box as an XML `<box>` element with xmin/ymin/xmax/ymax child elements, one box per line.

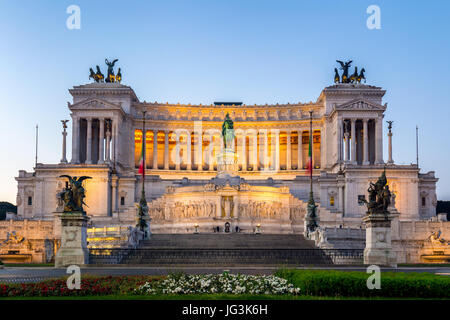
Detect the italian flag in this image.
<box><xmin>138</xmin><ymin>138</ymin><xmax>145</xmax><ymax>176</ymax></box>
<box><xmin>307</xmin><ymin>132</ymin><xmax>313</xmax><ymax>176</ymax></box>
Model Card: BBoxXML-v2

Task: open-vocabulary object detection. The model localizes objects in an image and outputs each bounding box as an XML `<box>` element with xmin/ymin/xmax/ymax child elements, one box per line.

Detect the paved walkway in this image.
<box><xmin>1</xmin><ymin>266</ymin><xmax>449</xmax><ymax>283</ymax></box>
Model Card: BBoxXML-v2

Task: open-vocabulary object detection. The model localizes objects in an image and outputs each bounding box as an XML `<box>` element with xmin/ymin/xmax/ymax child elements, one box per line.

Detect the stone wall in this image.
<box><xmin>0</xmin><ymin>219</ymin><xmax>59</xmax><ymax>263</ymax></box>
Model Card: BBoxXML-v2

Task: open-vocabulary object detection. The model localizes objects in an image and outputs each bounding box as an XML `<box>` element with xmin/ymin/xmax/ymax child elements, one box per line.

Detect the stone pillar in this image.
<box><xmin>252</xmin><ymin>132</ymin><xmax>258</xmax><ymax>171</ymax></box>
<box><xmin>216</xmin><ymin>197</ymin><xmax>222</xmax><ymax>218</ymax></box>
<box><xmin>241</xmin><ymin>133</ymin><xmax>247</xmax><ymax>171</ymax></box>
<box><xmin>175</xmin><ymin>131</ymin><xmax>181</xmax><ymax>171</ymax></box>
<box><xmin>71</xmin><ymin>116</ymin><xmax>80</xmax><ymax>164</ymax></box>
<box><xmin>286</xmin><ymin>130</ymin><xmax>291</xmax><ymax>170</ymax></box>
<box><xmin>363</xmin><ymin>212</ymin><xmax>398</xmax><ymax>267</ymax></box>
<box><xmin>363</xmin><ymin>119</ymin><xmax>369</xmax><ymax>165</ymax></box>
<box><xmin>263</xmin><ymin>129</ymin><xmax>269</xmax><ymax>170</ymax></box>
<box><xmin>111</xmin><ymin>120</ymin><xmax>116</xmax><ymax>164</ymax></box>
<box><xmin>195</xmin><ymin>131</ymin><xmax>203</xmax><ymax>171</ymax></box>
<box><xmin>111</xmin><ymin>176</ymin><xmax>118</xmax><ymax>213</ymax></box>
<box><xmin>344</xmin><ymin>120</ymin><xmax>350</xmax><ymax>163</ymax></box>
<box><xmin>387</xmin><ymin>126</ymin><xmax>394</xmax><ymax>164</ymax></box>
<box><xmin>274</xmin><ymin>129</ymin><xmax>280</xmax><ymax>171</ymax></box>
<box><xmin>375</xmin><ymin>117</ymin><xmax>384</xmax><ymax>164</ymax></box>
<box><xmin>186</xmin><ymin>131</ymin><xmax>192</xmax><ymax>170</ymax></box>
<box><xmin>105</xmin><ymin>120</ymin><xmax>111</xmax><ymax>163</ymax></box>
<box><xmin>337</xmin><ymin>118</ymin><xmax>343</xmax><ymax>164</ymax></box>
<box><xmin>298</xmin><ymin>130</ymin><xmax>303</xmax><ymax>170</ymax></box>
<box><xmin>98</xmin><ymin>118</ymin><xmax>105</xmax><ymax>164</ymax></box>
<box><xmin>209</xmin><ymin>132</ymin><xmax>215</xmax><ymax>171</ymax></box>
<box><xmin>55</xmin><ymin>213</ymin><xmax>89</xmax><ymax>267</ymax></box>
<box><xmin>86</xmin><ymin>118</ymin><xmax>93</xmax><ymax>164</ymax></box>
<box><xmin>350</xmin><ymin>119</ymin><xmax>356</xmax><ymax>164</ymax></box>
<box><xmin>60</xmin><ymin>121</ymin><xmax>68</xmax><ymax>164</ymax></box>
<box><xmin>164</xmin><ymin>130</ymin><xmax>169</xmax><ymax>170</ymax></box>
<box><xmin>233</xmin><ymin>196</ymin><xmax>239</xmax><ymax>219</ymax></box>
<box><xmin>153</xmin><ymin>130</ymin><xmax>158</xmax><ymax>169</ymax></box>
<box><xmin>114</xmin><ymin>120</ymin><xmax>120</xmax><ymax>166</ymax></box>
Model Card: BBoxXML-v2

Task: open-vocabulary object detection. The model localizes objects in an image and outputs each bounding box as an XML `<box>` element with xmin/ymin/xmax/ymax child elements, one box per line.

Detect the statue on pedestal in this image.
<box><xmin>363</xmin><ymin>169</ymin><xmax>391</xmax><ymax>215</ymax></box>
<box><xmin>58</xmin><ymin>175</ymin><xmax>92</xmax><ymax>213</ymax></box>
<box><xmin>222</xmin><ymin>113</ymin><xmax>235</xmax><ymax>149</ymax></box>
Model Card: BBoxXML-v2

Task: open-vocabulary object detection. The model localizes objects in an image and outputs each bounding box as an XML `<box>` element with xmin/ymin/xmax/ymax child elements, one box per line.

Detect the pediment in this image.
<box><xmin>69</xmin><ymin>98</ymin><xmax>123</xmax><ymax>111</ymax></box>
<box><xmin>334</xmin><ymin>98</ymin><xmax>386</xmax><ymax>112</ymax></box>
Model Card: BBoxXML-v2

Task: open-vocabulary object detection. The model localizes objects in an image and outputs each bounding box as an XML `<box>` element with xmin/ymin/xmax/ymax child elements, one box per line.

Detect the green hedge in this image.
<box><xmin>276</xmin><ymin>269</ymin><xmax>450</xmax><ymax>298</ymax></box>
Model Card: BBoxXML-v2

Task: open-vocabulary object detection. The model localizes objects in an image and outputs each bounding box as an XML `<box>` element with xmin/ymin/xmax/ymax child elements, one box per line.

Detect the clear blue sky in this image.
<box><xmin>0</xmin><ymin>0</ymin><xmax>449</xmax><ymax>204</ymax></box>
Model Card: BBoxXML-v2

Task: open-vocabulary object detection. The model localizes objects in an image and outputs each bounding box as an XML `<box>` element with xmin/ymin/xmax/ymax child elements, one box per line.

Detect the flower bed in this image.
<box><xmin>0</xmin><ymin>276</ymin><xmax>156</xmax><ymax>297</ymax></box>
<box><xmin>135</xmin><ymin>273</ymin><xmax>301</xmax><ymax>295</ymax></box>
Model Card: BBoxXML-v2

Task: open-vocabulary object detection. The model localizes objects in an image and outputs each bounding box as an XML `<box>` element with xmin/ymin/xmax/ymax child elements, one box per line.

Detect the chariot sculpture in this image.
<box><xmin>335</xmin><ymin>60</ymin><xmax>366</xmax><ymax>84</ymax></box>
<box><xmin>89</xmin><ymin>58</ymin><xmax>122</xmax><ymax>83</ymax></box>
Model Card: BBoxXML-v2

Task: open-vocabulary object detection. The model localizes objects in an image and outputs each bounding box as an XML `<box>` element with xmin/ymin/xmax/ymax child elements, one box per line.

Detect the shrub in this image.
<box><xmin>275</xmin><ymin>269</ymin><xmax>450</xmax><ymax>298</ymax></box>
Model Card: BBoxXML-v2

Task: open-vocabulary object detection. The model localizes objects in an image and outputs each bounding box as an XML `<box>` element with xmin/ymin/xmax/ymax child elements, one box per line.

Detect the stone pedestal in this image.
<box><xmin>217</xmin><ymin>148</ymin><xmax>238</xmax><ymax>177</ymax></box>
<box><xmin>363</xmin><ymin>212</ymin><xmax>398</xmax><ymax>267</ymax></box>
<box><xmin>55</xmin><ymin>213</ymin><xmax>89</xmax><ymax>268</ymax></box>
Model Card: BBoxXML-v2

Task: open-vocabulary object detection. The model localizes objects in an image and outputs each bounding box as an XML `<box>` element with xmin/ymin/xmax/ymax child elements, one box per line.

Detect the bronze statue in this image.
<box><xmin>58</xmin><ymin>175</ymin><xmax>92</xmax><ymax>213</ymax></box>
<box><xmin>349</xmin><ymin>66</ymin><xmax>358</xmax><ymax>83</ymax></box>
<box><xmin>363</xmin><ymin>169</ymin><xmax>391</xmax><ymax>215</ymax></box>
<box><xmin>357</xmin><ymin>68</ymin><xmax>366</xmax><ymax>83</ymax></box>
<box><xmin>334</xmin><ymin>68</ymin><xmax>340</xmax><ymax>83</ymax></box>
<box><xmin>334</xmin><ymin>61</ymin><xmax>366</xmax><ymax>84</ymax></box>
<box><xmin>336</xmin><ymin>60</ymin><xmax>353</xmax><ymax>83</ymax></box>
<box><xmin>387</xmin><ymin>121</ymin><xmax>393</xmax><ymax>132</ymax></box>
<box><xmin>116</xmin><ymin>68</ymin><xmax>122</xmax><ymax>83</ymax></box>
<box><xmin>222</xmin><ymin>113</ymin><xmax>235</xmax><ymax>149</ymax></box>
<box><xmin>95</xmin><ymin>66</ymin><xmax>104</xmax><ymax>82</ymax></box>
<box><xmin>105</xmin><ymin>58</ymin><xmax>118</xmax><ymax>83</ymax></box>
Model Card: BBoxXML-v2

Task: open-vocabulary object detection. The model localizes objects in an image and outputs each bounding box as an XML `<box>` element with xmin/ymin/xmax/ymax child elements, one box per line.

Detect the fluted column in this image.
<box><xmin>164</xmin><ymin>130</ymin><xmax>169</xmax><ymax>170</ymax></box>
<box><xmin>60</xmin><ymin>120</ymin><xmax>68</xmax><ymax>164</ymax></box>
<box><xmin>286</xmin><ymin>130</ymin><xmax>291</xmax><ymax>170</ymax></box>
<box><xmin>86</xmin><ymin>118</ymin><xmax>93</xmax><ymax>164</ymax></box>
<box><xmin>70</xmin><ymin>116</ymin><xmax>80</xmax><ymax>164</ymax></box>
<box><xmin>208</xmin><ymin>132</ymin><xmax>215</xmax><ymax>171</ymax></box>
<box><xmin>195</xmin><ymin>131</ymin><xmax>203</xmax><ymax>171</ymax></box>
<box><xmin>263</xmin><ymin>129</ymin><xmax>269</xmax><ymax>170</ymax></box>
<box><xmin>274</xmin><ymin>129</ymin><xmax>280</xmax><ymax>171</ymax></box>
<box><xmin>105</xmin><ymin>120</ymin><xmax>111</xmax><ymax>163</ymax></box>
<box><xmin>252</xmin><ymin>132</ymin><xmax>257</xmax><ymax>171</ymax></box>
<box><xmin>344</xmin><ymin>121</ymin><xmax>350</xmax><ymax>163</ymax></box>
<box><xmin>186</xmin><ymin>131</ymin><xmax>192</xmax><ymax>170</ymax></box>
<box><xmin>363</xmin><ymin>119</ymin><xmax>369</xmax><ymax>165</ymax></box>
<box><xmin>375</xmin><ymin>117</ymin><xmax>384</xmax><ymax>164</ymax></box>
<box><xmin>350</xmin><ymin>119</ymin><xmax>356</xmax><ymax>164</ymax></box>
<box><xmin>153</xmin><ymin>130</ymin><xmax>158</xmax><ymax>169</ymax></box>
<box><xmin>241</xmin><ymin>132</ymin><xmax>247</xmax><ymax>171</ymax></box>
<box><xmin>175</xmin><ymin>131</ymin><xmax>181</xmax><ymax>170</ymax></box>
<box><xmin>337</xmin><ymin>118</ymin><xmax>343</xmax><ymax>164</ymax></box>
<box><xmin>98</xmin><ymin>118</ymin><xmax>105</xmax><ymax>164</ymax></box>
<box><xmin>298</xmin><ymin>130</ymin><xmax>303</xmax><ymax>170</ymax></box>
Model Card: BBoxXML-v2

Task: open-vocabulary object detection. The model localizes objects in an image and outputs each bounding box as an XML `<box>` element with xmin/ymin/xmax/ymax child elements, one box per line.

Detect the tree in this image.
<box><xmin>0</xmin><ymin>202</ymin><xmax>17</xmax><ymax>220</ymax></box>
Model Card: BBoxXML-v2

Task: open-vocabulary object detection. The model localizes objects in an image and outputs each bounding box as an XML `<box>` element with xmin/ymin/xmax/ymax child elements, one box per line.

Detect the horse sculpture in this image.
<box><xmin>357</xmin><ymin>68</ymin><xmax>366</xmax><ymax>83</ymax></box>
<box><xmin>95</xmin><ymin>66</ymin><xmax>104</xmax><ymax>82</ymax></box>
<box><xmin>116</xmin><ymin>68</ymin><xmax>122</xmax><ymax>83</ymax></box>
<box><xmin>334</xmin><ymin>68</ymin><xmax>340</xmax><ymax>84</ymax></box>
<box><xmin>349</xmin><ymin>66</ymin><xmax>358</xmax><ymax>83</ymax></box>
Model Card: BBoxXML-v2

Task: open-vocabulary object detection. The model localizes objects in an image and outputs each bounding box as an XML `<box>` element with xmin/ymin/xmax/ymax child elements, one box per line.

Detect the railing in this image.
<box><xmin>89</xmin><ymin>248</ymin><xmax>363</xmax><ymax>265</ymax></box>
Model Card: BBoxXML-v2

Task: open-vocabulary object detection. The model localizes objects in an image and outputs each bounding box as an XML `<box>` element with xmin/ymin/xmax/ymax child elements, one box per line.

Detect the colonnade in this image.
<box><xmin>134</xmin><ymin>128</ymin><xmax>322</xmax><ymax>172</ymax></box>
<box><xmin>337</xmin><ymin>117</ymin><xmax>383</xmax><ymax>165</ymax></box>
<box><xmin>70</xmin><ymin>116</ymin><xmax>117</xmax><ymax>165</ymax></box>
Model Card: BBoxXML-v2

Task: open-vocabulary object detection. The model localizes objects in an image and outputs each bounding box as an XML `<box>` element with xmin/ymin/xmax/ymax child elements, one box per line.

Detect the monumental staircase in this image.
<box><xmin>89</xmin><ymin>234</ymin><xmax>363</xmax><ymax>266</ymax></box>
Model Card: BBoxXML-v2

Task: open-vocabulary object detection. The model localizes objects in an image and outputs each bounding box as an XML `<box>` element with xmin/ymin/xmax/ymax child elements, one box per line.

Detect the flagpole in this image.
<box><xmin>142</xmin><ymin>110</ymin><xmax>146</xmax><ymax>193</ymax></box>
